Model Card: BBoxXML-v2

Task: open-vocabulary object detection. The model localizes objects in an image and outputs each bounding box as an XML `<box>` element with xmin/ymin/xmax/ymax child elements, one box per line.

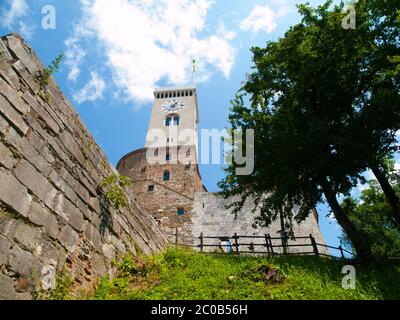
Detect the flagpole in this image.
<box><xmin>192</xmin><ymin>59</ymin><xmax>196</xmax><ymax>86</ymax></box>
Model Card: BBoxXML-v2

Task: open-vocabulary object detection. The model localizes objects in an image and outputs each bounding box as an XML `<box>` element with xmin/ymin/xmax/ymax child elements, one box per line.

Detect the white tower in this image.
<box><xmin>145</xmin><ymin>87</ymin><xmax>199</xmax><ymax>152</ymax></box>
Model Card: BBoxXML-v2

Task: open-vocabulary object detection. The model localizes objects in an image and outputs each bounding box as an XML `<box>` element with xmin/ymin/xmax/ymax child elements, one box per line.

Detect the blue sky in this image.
<box><xmin>1</xmin><ymin>0</ymin><xmax>350</xmax><ymax>251</ymax></box>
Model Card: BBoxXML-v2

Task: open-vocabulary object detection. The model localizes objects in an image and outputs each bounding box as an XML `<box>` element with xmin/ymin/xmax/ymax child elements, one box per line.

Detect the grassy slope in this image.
<box><xmin>93</xmin><ymin>248</ymin><xmax>400</xmax><ymax>300</ymax></box>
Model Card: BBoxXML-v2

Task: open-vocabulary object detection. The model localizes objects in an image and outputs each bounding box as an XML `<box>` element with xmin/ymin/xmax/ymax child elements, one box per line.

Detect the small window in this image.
<box><xmin>163</xmin><ymin>170</ymin><xmax>170</xmax><ymax>181</ymax></box>
<box><xmin>166</xmin><ymin>154</ymin><xmax>171</xmax><ymax>161</ymax></box>
<box><xmin>148</xmin><ymin>185</ymin><xmax>155</xmax><ymax>192</ymax></box>
<box><xmin>165</xmin><ymin>117</ymin><xmax>172</xmax><ymax>126</ymax></box>
<box><xmin>174</xmin><ymin>116</ymin><xmax>180</xmax><ymax>126</ymax></box>
<box><xmin>189</xmin><ymin>91</ymin><xmax>193</xmax><ymax>96</ymax></box>
<box><xmin>177</xmin><ymin>208</ymin><xmax>185</xmax><ymax>216</ymax></box>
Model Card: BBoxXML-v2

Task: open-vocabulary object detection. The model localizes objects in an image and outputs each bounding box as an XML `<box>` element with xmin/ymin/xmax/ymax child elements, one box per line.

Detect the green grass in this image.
<box><xmin>92</xmin><ymin>248</ymin><xmax>400</xmax><ymax>300</ymax></box>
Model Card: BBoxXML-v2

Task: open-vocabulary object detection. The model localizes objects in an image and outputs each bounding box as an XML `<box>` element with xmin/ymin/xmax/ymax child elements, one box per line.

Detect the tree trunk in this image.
<box><xmin>320</xmin><ymin>177</ymin><xmax>372</xmax><ymax>262</ymax></box>
<box><xmin>370</xmin><ymin>164</ymin><xmax>400</xmax><ymax>227</ymax></box>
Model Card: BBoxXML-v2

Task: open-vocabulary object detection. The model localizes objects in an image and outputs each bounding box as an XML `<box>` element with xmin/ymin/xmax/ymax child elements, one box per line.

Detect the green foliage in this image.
<box><xmin>101</xmin><ymin>174</ymin><xmax>132</xmax><ymax>210</ymax></box>
<box><xmin>35</xmin><ymin>53</ymin><xmax>64</xmax><ymax>103</ymax></box>
<box><xmin>219</xmin><ymin>0</ymin><xmax>400</xmax><ymax>261</ymax></box>
<box><xmin>341</xmin><ymin>180</ymin><xmax>400</xmax><ymax>258</ymax></box>
<box><xmin>92</xmin><ymin>248</ymin><xmax>400</xmax><ymax>300</ymax></box>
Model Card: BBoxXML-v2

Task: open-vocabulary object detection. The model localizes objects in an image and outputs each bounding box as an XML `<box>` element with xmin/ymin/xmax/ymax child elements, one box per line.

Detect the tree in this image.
<box><xmin>220</xmin><ymin>1</ymin><xmax>400</xmax><ymax>261</ymax></box>
<box><xmin>341</xmin><ymin>178</ymin><xmax>400</xmax><ymax>258</ymax></box>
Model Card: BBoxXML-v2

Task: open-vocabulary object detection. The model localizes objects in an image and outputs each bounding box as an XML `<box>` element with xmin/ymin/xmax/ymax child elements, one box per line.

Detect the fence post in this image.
<box><xmin>265</xmin><ymin>234</ymin><xmax>270</xmax><ymax>255</ymax></box>
<box><xmin>199</xmin><ymin>233</ymin><xmax>204</xmax><ymax>253</ymax></box>
<box><xmin>268</xmin><ymin>234</ymin><xmax>275</xmax><ymax>256</ymax></box>
<box><xmin>234</xmin><ymin>233</ymin><xmax>240</xmax><ymax>254</ymax></box>
<box><xmin>282</xmin><ymin>233</ymin><xmax>288</xmax><ymax>255</ymax></box>
<box><xmin>339</xmin><ymin>245</ymin><xmax>344</xmax><ymax>259</ymax></box>
<box><xmin>310</xmin><ymin>234</ymin><xmax>319</xmax><ymax>257</ymax></box>
<box><xmin>175</xmin><ymin>228</ymin><xmax>179</xmax><ymax>248</ymax></box>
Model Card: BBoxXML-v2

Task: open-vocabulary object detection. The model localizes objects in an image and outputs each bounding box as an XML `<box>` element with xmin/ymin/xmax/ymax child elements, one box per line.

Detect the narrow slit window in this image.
<box><xmin>163</xmin><ymin>170</ymin><xmax>171</xmax><ymax>181</ymax></box>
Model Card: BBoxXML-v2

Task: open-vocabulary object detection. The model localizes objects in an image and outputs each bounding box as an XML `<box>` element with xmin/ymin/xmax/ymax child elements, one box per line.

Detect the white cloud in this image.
<box><xmin>240</xmin><ymin>1</ymin><xmax>289</xmax><ymax>34</ymax></box>
<box><xmin>65</xmin><ymin>0</ymin><xmax>236</xmax><ymax>103</ymax></box>
<box><xmin>73</xmin><ymin>72</ymin><xmax>106</xmax><ymax>104</ymax></box>
<box><xmin>18</xmin><ymin>21</ymin><xmax>35</xmax><ymax>39</ymax></box>
<box><xmin>1</xmin><ymin>0</ymin><xmax>29</xmax><ymax>28</ymax></box>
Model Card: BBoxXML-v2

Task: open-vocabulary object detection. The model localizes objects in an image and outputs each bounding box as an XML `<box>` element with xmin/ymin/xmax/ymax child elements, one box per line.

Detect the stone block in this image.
<box><xmin>15</xmin><ymin>277</ymin><xmax>33</xmax><ymax>293</ymax></box>
<box><xmin>101</xmin><ymin>243</ymin><xmax>115</xmax><ymax>261</ymax></box>
<box><xmin>0</xmin><ymin>93</ymin><xmax>29</xmax><ymax>135</ymax></box>
<box><xmin>0</xmin><ymin>168</ymin><xmax>31</xmax><ymax>217</ymax></box>
<box><xmin>0</xmin><ymin>77</ymin><xmax>30</xmax><ymax>115</ymax></box>
<box><xmin>10</xmin><ymin>221</ymin><xmax>39</xmax><ymax>250</ymax></box>
<box><xmin>22</xmin><ymin>91</ymin><xmax>61</xmax><ymax>135</ymax></box>
<box><xmin>14</xmin><ymin>159</ymin><xmax>56</xmax><ymax>208</ymax></box>
<box><xmin>0</xmin><ymin>141</ymin><xmax>16</xmax><ymax>169</ymax></box>
<box><xmin>93</xmin><ymin>253</ymin><xmax>106</xmax><ymax>276</ymax></box>
<box><xmin>53</xmin><ymin>195</ymin><xmax>84</xmax><ymax>232</ymax></box>
<box><xmin>28</xmin><ymin>202</ymin><xmax>59</xmax><ymax>239</ymax></box>
<box><xmin>4</xmin><ymin>127</ymin><xmax>52</xmax><ymax>176</ymax></box>
<box><xmin>84</xmin><ymin>222</ymin><xmax>102</xmax><ymax>253</ymax></box>
<box><xmin>0</xmin><ymin>274</ymin><xmax>16</xmax><ymax>300</ymax></box>
<box><xmin>58</xmin><ymin>225</ymin><xmax>79</xmax><ymax>253</ymax></box>
<box><xmin>8</xmin><ymin>246</ymin><xmax>42</xmax><ymax>278</ymax></box>
<box><xmin>0</xmin><ymin>235</ymin><xmax>10</xmax><ymax>265</ymax></box>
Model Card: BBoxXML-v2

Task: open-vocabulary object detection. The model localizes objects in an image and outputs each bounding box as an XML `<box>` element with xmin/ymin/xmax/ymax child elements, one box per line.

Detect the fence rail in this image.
<box><xmin>167</xmin><ymin>229</ymin><xmax>353</xmax><ymax>260</ymax></box>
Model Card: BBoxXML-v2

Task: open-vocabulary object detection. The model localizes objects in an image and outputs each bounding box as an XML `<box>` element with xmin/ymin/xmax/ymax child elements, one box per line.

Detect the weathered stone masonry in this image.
<box><xmin>0</xmin><ymin>33</ymin><xmax>167</xmax><ymax>300</ymax></box>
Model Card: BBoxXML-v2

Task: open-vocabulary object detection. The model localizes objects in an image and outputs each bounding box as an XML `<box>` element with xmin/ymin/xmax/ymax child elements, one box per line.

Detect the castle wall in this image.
<box><xmin>0</xmin><ymin>33</ymin><xmax>167</xmax><ymax>300</ymax></box>
<box><xmin>191</xmin><ymin>193</ymin><xmax>329</xmax><ymax>255</ymax></box>
<box><xmin>117</xmin><ymin>146</ymin><xmax>201</xmax><ymax>244</ymax></box>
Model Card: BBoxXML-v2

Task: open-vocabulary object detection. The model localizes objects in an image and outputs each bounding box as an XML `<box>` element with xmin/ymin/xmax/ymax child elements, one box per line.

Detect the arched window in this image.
<box><xmin>177</xmin><ymin>208</ymin><xmax>185</xmax><ymax>216</ymax></box>
<box><xmin>165</xmin><ymin>117</ymin><xmax>172</xmax><ymax>126</ymax></box>
<box><xmin>173</xmin><ymin>116</ymin><xmax>180</xmax><ymax>126</ymax></box>
<box><xmin>163</xmin><ymin>170</ymin><xmax>170</xmax><ymax>181</ymax></box>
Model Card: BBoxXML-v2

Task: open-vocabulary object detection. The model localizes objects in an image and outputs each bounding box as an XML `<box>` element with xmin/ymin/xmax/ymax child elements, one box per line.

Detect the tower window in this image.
<box><xmin>177</xmin><ymin>208</ymin><xmax>185</xmax><ymax>216</ymax></box>
<box><xmin>165</xmin><ymin>117</ymin><xmax>172</xmax><ymax>126</ymax></box>
<box><xmin>163</xmin><ymin>170</ymin><xmax>171</xmax><ymax>181</ymax></box>
<box><xmin>189</xmin><ymin>91</ymin><xmax>193</xmax><ymax>96</ymax></box>
<box><xmin>148</xmin><ymin>185</ymin><xmax>155</xmax><ymax>192</ymax></box>
<box><xmin>173</xmin><ymin>116</ymin><xmax>180</xmax><ymax>126</ymax></box>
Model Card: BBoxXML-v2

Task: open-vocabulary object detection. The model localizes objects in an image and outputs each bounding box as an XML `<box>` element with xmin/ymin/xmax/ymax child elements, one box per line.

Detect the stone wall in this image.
<box><xmin>0</xmin><ymin>33</ymin><xmax>167</xmax><ymax>300</ymax></box>
<box><xmin>192</xmin><ymin>193</ymin><xmax>329</xmax><ymax>255</ymax></box>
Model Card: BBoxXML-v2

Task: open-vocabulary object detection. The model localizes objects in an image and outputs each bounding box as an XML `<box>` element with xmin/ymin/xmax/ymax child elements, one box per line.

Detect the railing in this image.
<box><xmin>167</xmin><ymin>229</ymin><xmax>353</xmax><ymax>260</ymax></box>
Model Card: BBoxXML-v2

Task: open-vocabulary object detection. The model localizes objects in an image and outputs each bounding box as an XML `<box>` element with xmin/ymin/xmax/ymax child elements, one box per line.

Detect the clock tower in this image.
<box><xmin>145</xmin><ymin>87</ymin><xmax>199</xmax><ymax>152</ymax></box>
<box><xmin>117</xmin><ymin>87</ymin><xmax>205</xmax><ymax>244</ymax></box>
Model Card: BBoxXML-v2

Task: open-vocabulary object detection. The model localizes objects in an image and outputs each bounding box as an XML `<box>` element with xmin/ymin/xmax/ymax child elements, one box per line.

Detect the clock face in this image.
<box><xmin>162</xmin><ymin>99</ymin><xmax>185</xmax><ymax>113</ymax></box>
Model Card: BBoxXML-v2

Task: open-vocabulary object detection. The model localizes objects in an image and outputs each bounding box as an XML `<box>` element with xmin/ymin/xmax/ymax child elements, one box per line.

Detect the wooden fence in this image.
<box><xmin>167</xmin><ymin>229</ymin><xmax>353</xmax><ymax>260</ymax></box>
